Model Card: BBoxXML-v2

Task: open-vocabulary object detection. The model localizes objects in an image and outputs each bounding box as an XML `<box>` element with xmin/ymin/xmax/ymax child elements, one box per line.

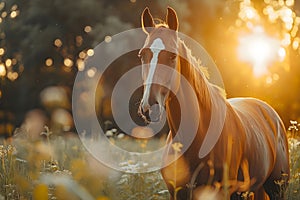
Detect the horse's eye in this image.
<box><xmin>141</xmin><ymin>56</ymin><xmax>146</xmax><ymax>63</ymax></box>
<box><xmin>170</xmin><ymin>54</ymin><xmax>177</xmax><ymax>60</ymax></box>
<box><xmin>138</xmin><ymin>53</ymin><xmax>145</xmax><ymax>62</ymax></box>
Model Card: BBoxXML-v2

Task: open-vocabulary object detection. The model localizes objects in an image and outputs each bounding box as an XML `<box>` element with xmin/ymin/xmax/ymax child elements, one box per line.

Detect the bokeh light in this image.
<box><xmin>77</xmin><ymin>59</ymin><xmax>85</xmax><ymax>71</ymax></box>
<box><xmin>87</xmin><ymin>67</ymin><xmax>96</xmax><ymax>78</ymax></box>
<box><xmin>45</xmin><ymin>58</ymin><xmax>53</xmax><ymax>67</ymax></box>
<box><xmin>87</xmin><ymin>49</ymin><xmax>94</xmax><ymax>57</ymax></box>
<box><xmin>0</xmin><ymin>48</ymin><xmax>5</xmax><ymax>56</ymax></box>
<box><xmin>54</xmin><ymin>39</ymin><xmax>63</xmax><ymax>48</ymax></box>
<box><xmin>84</xmin><ymin>25</ymin><xmax>92</xmax><ymax>33</ymax></box>
<box><xmin>64</xmin><ymin>58</ymin><xmax>73</xmax><ymax>68</ymax></box>
<box><xmin>0</xmin><ymin>63</ymin><xmax>6</xmax><ymax>77</ymax></box>
<box><xmin>104</xmin><ymin>36</ymin><xmax>112</xmax><ymax>43</ymax></box>
<box><xmin>237</xmin><ymin>27</ymin><xmax>281</xmax><ymax>77</ymax></box>
<box><xmin>235</xmin><ymin>0</ymin><xmax>299</xmax><ymax>80</ymax></box>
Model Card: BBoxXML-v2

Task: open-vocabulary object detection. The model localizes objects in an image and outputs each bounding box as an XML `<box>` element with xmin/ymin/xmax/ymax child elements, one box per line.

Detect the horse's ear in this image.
<box><xmin>166</xmin><ymin>7</ymin><xmax>178</xmax><ymax>31</ymax></box>
<box><xmin>141</xmin><ymin>7</ymin><xmax>155</xmax><ymax>34</ymax></box>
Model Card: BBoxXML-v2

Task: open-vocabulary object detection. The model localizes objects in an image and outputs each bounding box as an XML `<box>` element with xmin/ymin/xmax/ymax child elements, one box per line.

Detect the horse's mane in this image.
<box><xmin>178</xmin><ymin>39</ymin><xmax>226</xmax><ymax>103</ymax></box>
<box><xmin>179</xmin><ymin>39</ymin><xmax>210</xmax><ymax>79</ymax></box>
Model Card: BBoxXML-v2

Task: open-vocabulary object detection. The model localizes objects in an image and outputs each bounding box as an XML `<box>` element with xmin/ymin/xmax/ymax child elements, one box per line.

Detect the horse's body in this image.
<box><xmin>139</xmin><ymin>7</ymin><xmax>290</xmax><ymax>200</ymax></box>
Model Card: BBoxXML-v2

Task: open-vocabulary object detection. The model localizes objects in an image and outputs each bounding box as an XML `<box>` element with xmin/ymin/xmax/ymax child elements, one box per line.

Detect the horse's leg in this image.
<box><xmin>230</xmin><ymin>193</ymin><xmax>241</xmax><ymax>200</ymax></box>
<box><xmin>254</xmin><ymin>187</ymin><xmax>269</xmax><ymax>200</ymax></box>
<box><xmin>263</xmin><ymin>140</ymin><xmax>289</xmax><ymax>199</ymax></box>
<box><xmin>263</xmin><ymin>159</ymin><xmax>289</xmax><ymax>200</ymax></box>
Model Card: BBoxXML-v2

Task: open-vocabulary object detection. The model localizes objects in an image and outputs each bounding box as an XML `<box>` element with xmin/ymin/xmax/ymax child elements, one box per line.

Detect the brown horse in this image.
<box><xmin>138</xmin><ymin>7</ymin><xmax>290</xmax><ymax>200</ymax></box>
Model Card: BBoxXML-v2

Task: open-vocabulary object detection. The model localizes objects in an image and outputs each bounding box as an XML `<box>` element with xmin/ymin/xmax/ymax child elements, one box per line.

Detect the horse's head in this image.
<box><xmin>139</xmin><ymin>7</ymin><xmax>181</xmax><ymax>123</ymax></box>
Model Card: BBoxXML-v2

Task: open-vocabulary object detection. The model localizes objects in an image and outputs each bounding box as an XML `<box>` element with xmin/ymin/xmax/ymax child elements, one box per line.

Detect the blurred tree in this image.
<box><xmin>0</xmin><ymin>0</ymin><xmax>132</xmax><ymax>136</ymax></box>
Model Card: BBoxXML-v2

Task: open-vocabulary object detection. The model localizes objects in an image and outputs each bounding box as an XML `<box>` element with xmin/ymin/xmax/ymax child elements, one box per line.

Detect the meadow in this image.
<box><xmin>0</xmin><ymin>121</ymin><xmax>299</xmax><ymax>200</ymax></box>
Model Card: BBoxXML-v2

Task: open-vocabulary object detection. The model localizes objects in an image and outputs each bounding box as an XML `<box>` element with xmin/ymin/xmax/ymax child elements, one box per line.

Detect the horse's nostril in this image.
<box><xmin>139</xmin><ymin>102</ymin><xmax>161</xmax><ymax>123</ymax></box>
<box><xmin>141</xmin><ymin>108</ymin><xmax>151</xmax><ymax>122</ymax></box>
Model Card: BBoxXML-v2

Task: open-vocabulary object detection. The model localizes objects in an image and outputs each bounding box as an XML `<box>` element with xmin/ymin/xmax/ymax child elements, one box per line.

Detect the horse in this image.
<box><xmin>138</xmin><ymin>7</ymin><xmax>290</xmax><ymax>200</ymax></box>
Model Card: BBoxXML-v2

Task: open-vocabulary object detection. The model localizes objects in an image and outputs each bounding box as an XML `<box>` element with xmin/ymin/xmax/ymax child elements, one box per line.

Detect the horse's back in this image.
<box><xmin>228</xmin><ymin>97</ymin><xmax>286</xmax><ymax>143</ymax></box>
<box><xmin>228</xmin><ymin>97</ymin><xmax>290</xmax><ymax>196</ymax></box>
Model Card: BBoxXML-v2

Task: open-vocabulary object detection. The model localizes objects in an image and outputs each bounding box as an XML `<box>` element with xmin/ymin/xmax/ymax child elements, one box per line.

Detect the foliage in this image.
<box><xmin>0</xmin><ymin>0</ymin><xmax>133</xmax><ymax>131</ymax></box>
<box><xmin>286</xmin><ymin>121</ymin><xmax>300</xmax><ymax>200</ymax></box>
<box><xmin>0</xmin><ymin>123</ymin><xmax>299</xmax><ymax>199</ymax></box>
<box><xmin>0</xmin><ymin>126</ymin><xmax>170</xmax><ymax>199</ymax></box>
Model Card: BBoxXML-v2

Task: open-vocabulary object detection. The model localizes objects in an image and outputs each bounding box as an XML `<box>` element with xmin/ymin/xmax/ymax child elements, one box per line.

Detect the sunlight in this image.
<box><xmin>0</xmin><ymin>63</ymin><xmax>6</xmax><ymax>77</ymax></box>
<box><xmin>237</xmin><ymin>28</ymin><xmax>281</xmax><ymax>77</ymax></box>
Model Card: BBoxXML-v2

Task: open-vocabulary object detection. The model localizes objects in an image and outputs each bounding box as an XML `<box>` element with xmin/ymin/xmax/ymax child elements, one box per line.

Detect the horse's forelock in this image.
<box><xmin>153</xmin><ymin>19</ymin><xmax>168</xmax><ymax>28</ymax></box>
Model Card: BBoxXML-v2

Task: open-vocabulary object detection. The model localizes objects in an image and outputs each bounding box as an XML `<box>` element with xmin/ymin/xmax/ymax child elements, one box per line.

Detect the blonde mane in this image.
<box><xmin>178</xmin><ymin>39</ymin><xmax>226</xmax><ymax>102</ymax></box>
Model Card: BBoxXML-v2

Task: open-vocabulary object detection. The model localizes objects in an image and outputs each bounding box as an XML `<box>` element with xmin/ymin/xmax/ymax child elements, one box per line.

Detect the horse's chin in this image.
<box><xmin>139</xmin><ymin>114</ymin><xmax>160</xmax><ymax>124</ymax></box>
<box><xmin>138</xmin><ymin>103</ymin><xmax>163</xmax><ymax>124</ymax></box>
<box><xmin>148</xmin><ymin>114</ymin><xmax>161</xmax><ymax>123</ymax></box>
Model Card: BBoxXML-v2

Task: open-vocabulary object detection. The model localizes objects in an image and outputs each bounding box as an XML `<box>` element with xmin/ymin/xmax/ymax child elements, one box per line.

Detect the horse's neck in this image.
<box><xmin>166</xmin><ymin>52</ymin><xmax>213</xmax><ymax>139</ymax></box>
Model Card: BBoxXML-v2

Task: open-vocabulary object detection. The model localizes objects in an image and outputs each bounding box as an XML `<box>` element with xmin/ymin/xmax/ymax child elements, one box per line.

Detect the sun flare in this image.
<box><xmin>237</xmin><ymin>27</ymin><xmax>282</xmax><ymax>77</ymax></box>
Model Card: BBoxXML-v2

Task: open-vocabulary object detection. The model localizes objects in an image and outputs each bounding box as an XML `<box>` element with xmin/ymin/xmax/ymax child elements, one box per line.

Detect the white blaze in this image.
<box><xmin>143</xmin><ymin>38</ymin><xmax>165</xmax><ymax>108</ymax></box>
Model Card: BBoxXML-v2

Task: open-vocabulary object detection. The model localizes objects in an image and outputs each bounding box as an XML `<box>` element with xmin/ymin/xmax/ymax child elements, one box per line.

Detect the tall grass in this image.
<box><xmin>286</xmin><ymin>121</ymin><xmax>300</xmax><ymax>200</ymax></box>
<box><xmin>0</xmin><ymin>122</ymin><xmax>299</xmax><ymax>200</ymax></box>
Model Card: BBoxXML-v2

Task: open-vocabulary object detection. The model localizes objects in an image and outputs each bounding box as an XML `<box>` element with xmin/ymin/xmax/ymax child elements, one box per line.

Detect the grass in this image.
<box><xmin>0</xmin><ymin>122</ymin><xmax>299</xmax><ymax>200</ymax></box>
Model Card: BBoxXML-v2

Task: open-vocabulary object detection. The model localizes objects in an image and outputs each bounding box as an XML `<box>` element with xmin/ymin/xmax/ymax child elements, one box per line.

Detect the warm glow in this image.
<box><xmin>5</xmin><ymin>59</ymin><xmax>12</xmax><ymax>67</ymax></box>
<box><xmin>45</xmin><ymin>58</ymin><xmax>53</xmax><ymax>67</ymax></box>
<box><xmin>64</xmin><ymin>58</ymin><xmax>73</xmax><ymax>67</ymax></box>
<box><xmin>54</xmin><ymin>39</ymin><xmax>62</xmax><ymax>47</ymax></box>
<box><xmin>79</xmin><ymin>51</ymin><xmax>86</xmax><ymax>59</ymax></box>
<box><xmin>1</xmin><ymin>11</ymin><xmax>7</xmax><ymax>18</ymax></box>
<box><xmin>278</xmin><ymin>47</ymin><xmax>286</xmax><ymax>61</ymax></box>
<box><xmin>0</xmin><ymin>63</ymin><xmax>6</xmax><ymax>77</ymax></box>
<box><xmin>238</xmin><ymin>28</ymin><xmax>282</xmax><ymax>77</ymax></box>
<box><xmin>282</xmin><ymin>33</ymin><xmax>291</xmax><ymax>46</ymax></box>
<box><xmin>87</xmin><ymin>67</ymin><xmax>96</xmax><ymax>77</ymax></box>
<box><xmin>77</xmin><ymin>59</ymin><xmax>85</xmax><ymax>71</ymax></box>
<box><xmin>10</xmin><ymin>11</ymin><xmax>18</xmax><ymax>18</ymax></box>
<box><xmin>87</xmin><ymin>49</ymin><xmax>94</xmax><ymax>56</ymax></box>
<box><xmin>104</xmin><ymin>36</ymin><xmax>112</xmax><ymax>43</ymax></box>
<box><xmin>0</xmin><ymin>48</ymin><xmax>4</xmax><ymax>55</ymax></box>
<box><xmin>7</xmin><ymin>71</ymin><xmax>18</xmax><ymax>81</ymax></box>
<box><xmin>84</xmin><ymin>26</ymin><xmax>92</xmax><ymax>33</ymax></box>
<box><xmin>0</xmin><ymin>2</ymin><xmax>5</xmax><ymax>10</ymax></box>
<box><xmin>292</xmin><ymin>38</ymin><xmax>299</xmax><ymax>50</ymax></box>
<box><xmin>76</xmin><ymin>35</ymin><xmax>83</xmax><ymax>47</ymax></box>
<box><xmin>239</xmin><ymin>0</ymin><xmax>260</xmax><ymax>21</ymax></box>
<box><xmin>12</xmin><ymin>58</ymin><xmax>17</xmax><ymax>65</ymax></box>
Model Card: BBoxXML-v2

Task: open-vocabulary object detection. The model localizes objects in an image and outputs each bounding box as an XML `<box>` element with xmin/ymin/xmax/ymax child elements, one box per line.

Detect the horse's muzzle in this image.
<box><xmin>139</xmin><ymin>102</ymin><xmax>162</xmax><ymax>123</ymax></box>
